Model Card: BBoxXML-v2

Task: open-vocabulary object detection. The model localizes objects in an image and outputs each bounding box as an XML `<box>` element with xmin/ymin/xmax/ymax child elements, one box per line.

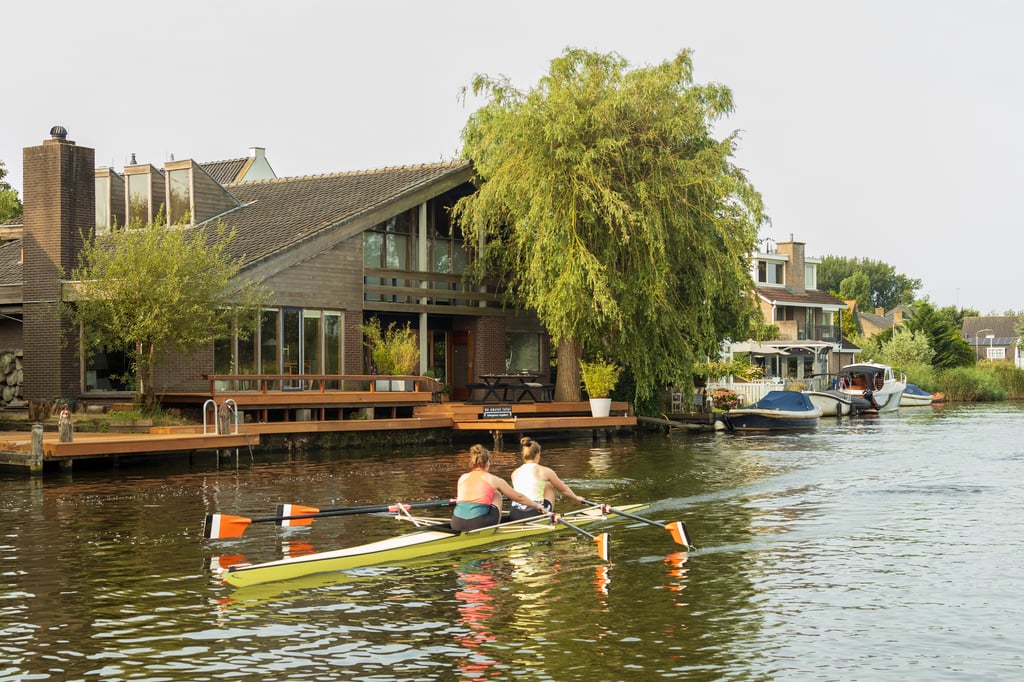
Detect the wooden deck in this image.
<box><xmin>0</xmin><ymin>391</ymin><xmax>637</xmax><ymax>473</ymax></box>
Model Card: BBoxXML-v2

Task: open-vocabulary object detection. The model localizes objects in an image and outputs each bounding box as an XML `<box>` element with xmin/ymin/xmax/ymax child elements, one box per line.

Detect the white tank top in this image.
<box><xmin>512</xmin><ymin>462</ymin><xmax>546</xmax><ymax>501</ymax></box>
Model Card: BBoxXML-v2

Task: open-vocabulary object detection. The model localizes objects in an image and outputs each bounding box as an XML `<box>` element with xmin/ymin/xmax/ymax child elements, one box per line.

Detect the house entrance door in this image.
<box><xmin>450</xmin><ymin>331</ymin><xmax>473</xmax><ymax>401</ymax></box>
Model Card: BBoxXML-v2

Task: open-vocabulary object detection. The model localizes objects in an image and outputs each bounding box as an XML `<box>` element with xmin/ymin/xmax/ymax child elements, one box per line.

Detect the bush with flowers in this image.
<box><xmin>710</xmin><ymin>387</ymin><xmax>742</xmax><ymax>411</ymax></box>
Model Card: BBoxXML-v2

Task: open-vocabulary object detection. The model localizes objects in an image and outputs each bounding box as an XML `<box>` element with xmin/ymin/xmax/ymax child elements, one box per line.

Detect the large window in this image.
<box><xmin>805</xmin><ymin>263</ymin><xmax>817</xmax><ymax>290</ymax></box>
<box><xmin>96</xmin><ymin>176</ymin><xmax>110</xmax><ymax>234</ymax></box>
<box><xmin>260</xmin><ymin>309</ymin><xmax>279</xmax><ymax>374</ymax></box>
<box><xmin>364</xmin><ymin>211</ymin><xmax>413</xmax><ymax>270</ymax></box>
<box><xmin>167</xmin><ymin>168</ymin><xmax>191</xmax><ymax>224</ymax></box>
<box><xmin>758</xmin><ymin>260</ymin><xmax>784</xmax><ymax>285</ymax></box>
<box><xmin>85</xmin><ymin>348</ymin><xmax>132</xmax><ymax>392</ymax></box>
<box><xmin>506</xmin><ymin>332</ymin><xmax>540</xmax><ymax>373</ymax></box>
<box><xmin>127</xmin><ymin>173</ymin><xmax>150</xmax><ymax>226</ymax></box>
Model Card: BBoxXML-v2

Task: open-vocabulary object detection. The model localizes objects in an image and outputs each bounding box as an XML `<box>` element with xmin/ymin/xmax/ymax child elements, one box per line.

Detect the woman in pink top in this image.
<box><xmin>509</xmin><ymin>437</ymin><xmax>584</xmax><ymax>521</ymax></box>
<box><xmin>452</xmin><ymin>444</ymin><xmax>545</xmax><ymax>531</ymax></box>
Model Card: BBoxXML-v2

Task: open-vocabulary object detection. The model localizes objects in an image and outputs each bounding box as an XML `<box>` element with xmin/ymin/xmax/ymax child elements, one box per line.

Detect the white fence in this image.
<box><xmin>706</xmin><ymin>378</ymin><xmax>789</xmax><ymax>407</ymax></box>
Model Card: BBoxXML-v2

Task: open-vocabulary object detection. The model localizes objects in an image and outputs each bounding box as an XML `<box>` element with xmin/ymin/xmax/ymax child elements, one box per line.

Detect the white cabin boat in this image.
<box><xmin>835</xmin><ymin>362</ymin><xmax>907</xmax><ymax>413</ymax></box>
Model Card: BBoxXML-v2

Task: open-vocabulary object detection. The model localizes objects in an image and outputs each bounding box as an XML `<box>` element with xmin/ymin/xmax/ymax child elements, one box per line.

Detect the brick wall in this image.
<box><xmin>472</xmin><ymin>315</ymin><xmax>507</xmax><ymax>379</ymax></box>
<box><xmin>22</xmin><ymin>132</ymin><xmax>94</xmax><ymax>401</ymax></box>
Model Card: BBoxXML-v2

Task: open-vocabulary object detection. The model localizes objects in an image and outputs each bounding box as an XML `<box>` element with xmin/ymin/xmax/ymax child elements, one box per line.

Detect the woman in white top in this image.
<box><xmin>509</xmin><ymin>437</ymin><xmax>584</xmax><ymax>520</ymax></box>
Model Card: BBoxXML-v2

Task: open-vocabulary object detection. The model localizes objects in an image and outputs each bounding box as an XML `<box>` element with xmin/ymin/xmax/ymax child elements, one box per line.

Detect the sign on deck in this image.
<box><xmin>481</xmin><ymin>406</ymin><xmax>513</xmax><ymax>419</ymax></box>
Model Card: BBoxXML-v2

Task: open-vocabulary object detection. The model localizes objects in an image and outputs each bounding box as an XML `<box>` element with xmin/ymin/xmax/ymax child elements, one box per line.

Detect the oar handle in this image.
<box><xmin>579</xmin><ymin>498</ymin><xmax>659</xmax><ymax>528</ymax></box>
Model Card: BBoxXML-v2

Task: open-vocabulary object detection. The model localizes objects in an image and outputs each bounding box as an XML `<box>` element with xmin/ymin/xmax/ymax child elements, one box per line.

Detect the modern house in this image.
<box><xmin>740</xmin><ymin>237</ymin><xmax>852</xmax><ymax>385</ymax></box>
<box><xmin>0</xmin><ymin>127</ymin><xmax>551</xmax><ymax>411</ymax></box>
<box><xmin>962</xmin><ymin>316</ymin><xmax>1022</xmax><ymax>366</ymax></box>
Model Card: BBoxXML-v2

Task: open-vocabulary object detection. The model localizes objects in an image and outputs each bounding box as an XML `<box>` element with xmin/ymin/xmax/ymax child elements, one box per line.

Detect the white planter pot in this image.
<box><xmin>589</xmin><ymin>397</ymin><xmax>612</xmax><ymax>417</ymax></box>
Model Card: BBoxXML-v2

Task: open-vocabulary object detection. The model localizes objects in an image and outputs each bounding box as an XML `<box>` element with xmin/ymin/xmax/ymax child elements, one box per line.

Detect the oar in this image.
<box><xmin>579</xmin><ymin>498</ymin><xmax>692</xmax><ymax>548</ymax></box>
<box><xmin>204</xmin><ymin>499</ymin><xmax>455</xmax><ymax>539</ymax></box>
<box><xmin>550</xmin><ymin>513</ymin><xmax>610</xmax><ymax>561</ymax></box>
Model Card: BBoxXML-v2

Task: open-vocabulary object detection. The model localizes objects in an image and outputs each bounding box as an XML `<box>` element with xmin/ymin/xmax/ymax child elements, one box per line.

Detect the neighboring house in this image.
<box><xmin>738</xmin><ymin>236</ymin><xmax>852</xmax><ymax>385</ymax></box>
<box><xmin>0</xmin><ymin>126</ymin><xmax>550</xmax><ymax>407</ymax></box>
<box><xmin>962</xmin><ymin>316</ymin><xmax>1022</xmax><ymax>367</ymax></box>
<box><xmin>857</xmin><ymin>305</ymin><xmax>910</xmax><ymax>338</ymax></box>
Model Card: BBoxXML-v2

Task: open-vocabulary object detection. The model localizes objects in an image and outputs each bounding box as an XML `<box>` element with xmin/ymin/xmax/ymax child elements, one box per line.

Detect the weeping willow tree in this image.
<box><xmin>66</xmin><ymin>216</ymin><xmax>265</xmax><ymax>407</ymax></box>
<box><xmin>453</xmin><ymin>48</ymin><xmax>765</xmax><ymax>403</ymax></box>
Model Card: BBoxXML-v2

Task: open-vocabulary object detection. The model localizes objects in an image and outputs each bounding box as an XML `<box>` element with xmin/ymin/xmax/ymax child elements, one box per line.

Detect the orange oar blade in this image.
<box><xmin>204</xmin><ymin>513</ymin><xmax>252</xmax><ymax>539</ymax></box>
<box><xmin>665</xmin><ymin>521</ymin><xmax>691</xmax><ymax>548</ymax></box>
<box><xmin>275</xmin><ymin>504</ymin><xmax>320</xmax><ymax>527</ymax></box>
<box><xmin>594</xmin><ymin>532</ymin><xmax>610</xmax><ymax>562</ymax></box>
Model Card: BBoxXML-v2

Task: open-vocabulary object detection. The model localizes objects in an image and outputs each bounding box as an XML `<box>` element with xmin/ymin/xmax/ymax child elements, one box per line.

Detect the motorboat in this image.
<box><xmin>835</xmin><ymin>362</ymin><xmax>907</xmax><ymax>413</ymax></box>
<box><xmin>721</xmin><ymin>390</ymin><xmax>822</xmax><ymax>431</ymax></box>
<box><xmin>900</xmin><ymin>383</ymin><xmax>934</xmax><ymax>407</ymax></box>
<box><xmin>804</xmin><ymin>389</ymin><xmax>873</xmax><ymax>417</ymax></box>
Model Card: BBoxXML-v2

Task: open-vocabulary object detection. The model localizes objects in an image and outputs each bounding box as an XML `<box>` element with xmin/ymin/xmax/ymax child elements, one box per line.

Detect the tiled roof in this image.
<box><xmin>202</xmin><ymin>160</ymin><xmax>473</xmax><ymax>267</ymax></box>
<box><xmin>0</xmin><ymin>240</ymin><xmax>22</xmax><ymax>286</ymax></box>
<box><xmin>201</xmin><ymin>158</ymin><xmax>248</xmax><ymax>185</ymax></box>
<box><xmin>0</xmin><ymin>160</ymin><xmax>474</xmax><ymax>287</ymax></box>
<box><xmin>756</xmin><ymin>286</ymin><xmax>847</xmax><ymax>308</ymax></box>
<box><xmin>962</xmin><ymin>316</ymin><xmax>1020</xmax><ymax>343</ymax></box>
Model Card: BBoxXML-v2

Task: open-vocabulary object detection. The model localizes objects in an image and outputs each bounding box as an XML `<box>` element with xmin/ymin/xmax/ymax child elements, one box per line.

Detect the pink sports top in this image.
<box><xmin>457</xmin><ymin>470</ymin><xmax>500</xmax><ymax>507</ymax></box>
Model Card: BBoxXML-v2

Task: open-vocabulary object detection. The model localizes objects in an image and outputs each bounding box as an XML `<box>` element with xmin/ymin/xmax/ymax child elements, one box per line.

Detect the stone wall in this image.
<box><xmin>0</xmin><ymin>349</ymin><xmax>24</xmax><ymax>406</ymax></box>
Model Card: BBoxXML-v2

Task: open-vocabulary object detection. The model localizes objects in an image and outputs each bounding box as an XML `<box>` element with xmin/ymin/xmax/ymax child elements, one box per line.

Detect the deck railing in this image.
<box><xmin>204</xmin><ymin>373</ymin><xmax>443</xmax><ymax>397</ymax></box>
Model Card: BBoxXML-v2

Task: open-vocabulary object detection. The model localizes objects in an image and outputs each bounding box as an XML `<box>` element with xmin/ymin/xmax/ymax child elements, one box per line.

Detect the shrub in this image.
<box><xmin>580</xmin><ymin>357</ymin><xmax>621</xmax><ymax>399</ymax></box>
<box><xmin>710</xmin><ymin>387</ymin><xmax>741</xmax><ymax>410</ymax></box>
<box><xmin>936</xmin><ymin>366</ymin><xmax>1006</xmax><ymax>402</ymax></box>
<box><xmin>360</xmin><ymin>317</ymin><xmax>419</xmax><ymax>375</ymax></box>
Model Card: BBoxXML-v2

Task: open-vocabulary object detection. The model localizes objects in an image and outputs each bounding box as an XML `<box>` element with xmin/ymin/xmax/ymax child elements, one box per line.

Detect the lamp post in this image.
<box><xmin>975</xmin><ymin>328</ymin><xmax>993</xmax><ymax>361</ymax></box>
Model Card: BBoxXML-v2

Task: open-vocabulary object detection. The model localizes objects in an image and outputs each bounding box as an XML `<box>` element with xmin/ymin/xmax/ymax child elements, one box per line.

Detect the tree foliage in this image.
<box><xmin>454</xmin><ymin>49</ymin><xmax>764</xmax><ymax>401</ymax></box>
<box><xmin>0</xmin><ymin>160</ymin><xmax>22</xmax><ymax>224</ymax></box>
<box><xmin>904</xmin><ymin>300</ymin><xmax>974</xmax><ymax>369</ymax></box>
<box><xmin>66</xmin><ymin>216</ymin><xmax>265</xmax><ymax>406</ymax></box>
<box><xmin>818</xmin><ymin>255</ymin><xmax>920</xmax><ymax>312</ymax></box>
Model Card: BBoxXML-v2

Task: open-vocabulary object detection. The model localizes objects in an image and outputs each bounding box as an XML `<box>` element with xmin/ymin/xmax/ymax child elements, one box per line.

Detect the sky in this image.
<box><xmin>3</xmin><ymin>0</ymin><xmax>1021</xmax><ymax>314</ymax></box>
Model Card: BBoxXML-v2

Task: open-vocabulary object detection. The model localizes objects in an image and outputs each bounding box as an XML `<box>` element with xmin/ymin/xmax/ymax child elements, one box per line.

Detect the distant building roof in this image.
<box><xmin>962</xmin><ymin>315</ymin><xmax>1020</xmax><ymax>345</ymax></box>
<box><xmin>756</xmin><ymin>286</ymin><xmax>846</xmax><ymax>309</ymax></box>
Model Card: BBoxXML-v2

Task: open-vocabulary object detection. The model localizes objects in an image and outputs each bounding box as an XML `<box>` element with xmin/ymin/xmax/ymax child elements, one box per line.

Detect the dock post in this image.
<box><xmin>30</xmin><ymin>424</ymin><xmax>44</xmax><ymax>475</ymax></box>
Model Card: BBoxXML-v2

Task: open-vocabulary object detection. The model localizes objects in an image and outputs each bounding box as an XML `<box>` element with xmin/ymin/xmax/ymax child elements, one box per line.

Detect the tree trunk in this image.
<box><xmin>554</xmin><ymin>337</ymin><xmax>582</xmax><ymax>402</ymax></box>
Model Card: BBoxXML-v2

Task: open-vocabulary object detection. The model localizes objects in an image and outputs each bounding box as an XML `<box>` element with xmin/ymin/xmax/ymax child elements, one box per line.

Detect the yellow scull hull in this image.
<box><xmin>220</xmin><ymin>503</ymin><xmax>647</xmax><ymax>587</ymax></box>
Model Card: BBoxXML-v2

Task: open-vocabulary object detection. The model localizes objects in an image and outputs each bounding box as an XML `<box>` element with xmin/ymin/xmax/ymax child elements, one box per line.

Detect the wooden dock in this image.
<box><xmin>0</xmin><ymin>398</ymin><xmax>636</xmax><ymax>474</ymax></box>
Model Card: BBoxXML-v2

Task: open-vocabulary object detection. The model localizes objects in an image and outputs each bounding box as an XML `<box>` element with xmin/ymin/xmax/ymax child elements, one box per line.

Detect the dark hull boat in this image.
<box><xmin>722</xmin><ymin>390</ymin><xmax>822</xmax><ymax>431</ymax></box>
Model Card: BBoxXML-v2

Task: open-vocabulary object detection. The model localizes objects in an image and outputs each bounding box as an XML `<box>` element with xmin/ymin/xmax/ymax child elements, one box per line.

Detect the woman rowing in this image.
<box><xmin>451</xmin><ymin>444</ymin><xmax>546</xmax><ymax>531</ymax></box>
<box><xmin>509</xmin><ymin>437</ymin><xmax>584</xmax><ymax>521</ymax></box>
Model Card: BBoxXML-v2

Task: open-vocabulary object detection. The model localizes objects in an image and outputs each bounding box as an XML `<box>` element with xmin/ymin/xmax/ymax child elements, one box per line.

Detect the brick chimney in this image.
<box><xmin>22</xmin><ymin>126</ymin><xmax>94</xmax><ymax>401</ymax></box>
<box><xmin>774</xmin><ymin>237</ymin><xmax>805</xmax><ymax>292</ymax></box>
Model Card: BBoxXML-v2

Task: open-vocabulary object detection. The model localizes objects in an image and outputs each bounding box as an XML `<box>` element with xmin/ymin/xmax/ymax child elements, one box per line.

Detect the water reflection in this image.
<box><xmin>1</xmin><ymin>404</ymin><xmax>1023</xmax><ymax>679</ymax></box>
<box><xmin>453</xmin><ymin>559</ymin><xmax>501</xmax><ymax>678</ymax></box>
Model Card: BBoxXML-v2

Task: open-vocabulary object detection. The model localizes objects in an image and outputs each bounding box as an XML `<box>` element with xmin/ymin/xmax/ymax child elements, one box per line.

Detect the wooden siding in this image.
<box><xmin>261</xmin><ymin>238</ymin><xmax>363</xmax><ymax>310</ymax></box>
<box><xmin>181</xmin><ymin>160</ymin><xmax>242</xmax><ymax>224</ymax></box>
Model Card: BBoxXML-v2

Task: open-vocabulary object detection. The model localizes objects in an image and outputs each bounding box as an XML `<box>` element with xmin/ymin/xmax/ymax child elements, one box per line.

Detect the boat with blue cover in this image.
<box><xmin>721</xmin><ymin>390</ymin><xmax>822</xmax><ymax>431</ymax></box>
<box><xmin>900</xmin><ymin>383</ymin><xmax>934</xmax><ymax>407</ymax></box>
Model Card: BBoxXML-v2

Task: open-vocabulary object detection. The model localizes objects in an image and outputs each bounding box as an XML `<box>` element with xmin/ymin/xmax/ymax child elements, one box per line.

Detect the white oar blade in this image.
<box><xmin>204</xmin><ymin>513</ymin><xmax>251</xmax><ymax>539</ymax></box>
<box><xmin>275</xmin><ymin>504</ymin><xmax>319</xmax><ymax>527</ymax></box>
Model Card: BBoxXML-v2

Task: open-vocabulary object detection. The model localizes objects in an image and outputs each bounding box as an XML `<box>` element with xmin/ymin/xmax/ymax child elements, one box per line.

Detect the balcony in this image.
<box><xmin>774</xmin><ymin>321</ymin><xmax>841</xmax><ymax>342</ymax></box>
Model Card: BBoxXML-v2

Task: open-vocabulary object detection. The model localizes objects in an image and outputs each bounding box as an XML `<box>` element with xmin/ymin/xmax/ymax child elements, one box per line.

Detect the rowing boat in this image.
<box><xmin>218</xmin><ymin>503</ymin><xmax>647</xmax><ymax>587</ymax></box>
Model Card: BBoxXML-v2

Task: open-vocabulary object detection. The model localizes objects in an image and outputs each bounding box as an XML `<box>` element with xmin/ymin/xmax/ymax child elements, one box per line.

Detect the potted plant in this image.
<box><xmin>360</xmin><ymin>318</ymin><xmax>420</xmax><ymax>391</ymax></box>
<box><xmin>580</xmin><ymin>356</ymin><xmax>621</xmax><ymax>417</ymax></box>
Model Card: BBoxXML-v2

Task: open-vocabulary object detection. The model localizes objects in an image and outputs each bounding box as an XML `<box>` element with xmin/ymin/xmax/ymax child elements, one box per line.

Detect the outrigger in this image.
<box><xmin>206</xmin><ymin>501</ymin><xmax>690</xmax><ymax>588</ymax></box>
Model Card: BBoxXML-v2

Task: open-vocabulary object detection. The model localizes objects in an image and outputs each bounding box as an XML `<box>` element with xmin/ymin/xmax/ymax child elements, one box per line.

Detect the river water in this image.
<box><xmin>1</xmin><ymin>402</ymin><xmax>1022</xmax><ymax>681</ymax></box>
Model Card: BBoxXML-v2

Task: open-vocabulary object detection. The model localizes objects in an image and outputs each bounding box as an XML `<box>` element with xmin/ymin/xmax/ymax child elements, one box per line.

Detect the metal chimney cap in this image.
<box><xmin>49</xmin><ymin>125</ymin><xmax>68</xmax><ymax>140</ymax></box>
